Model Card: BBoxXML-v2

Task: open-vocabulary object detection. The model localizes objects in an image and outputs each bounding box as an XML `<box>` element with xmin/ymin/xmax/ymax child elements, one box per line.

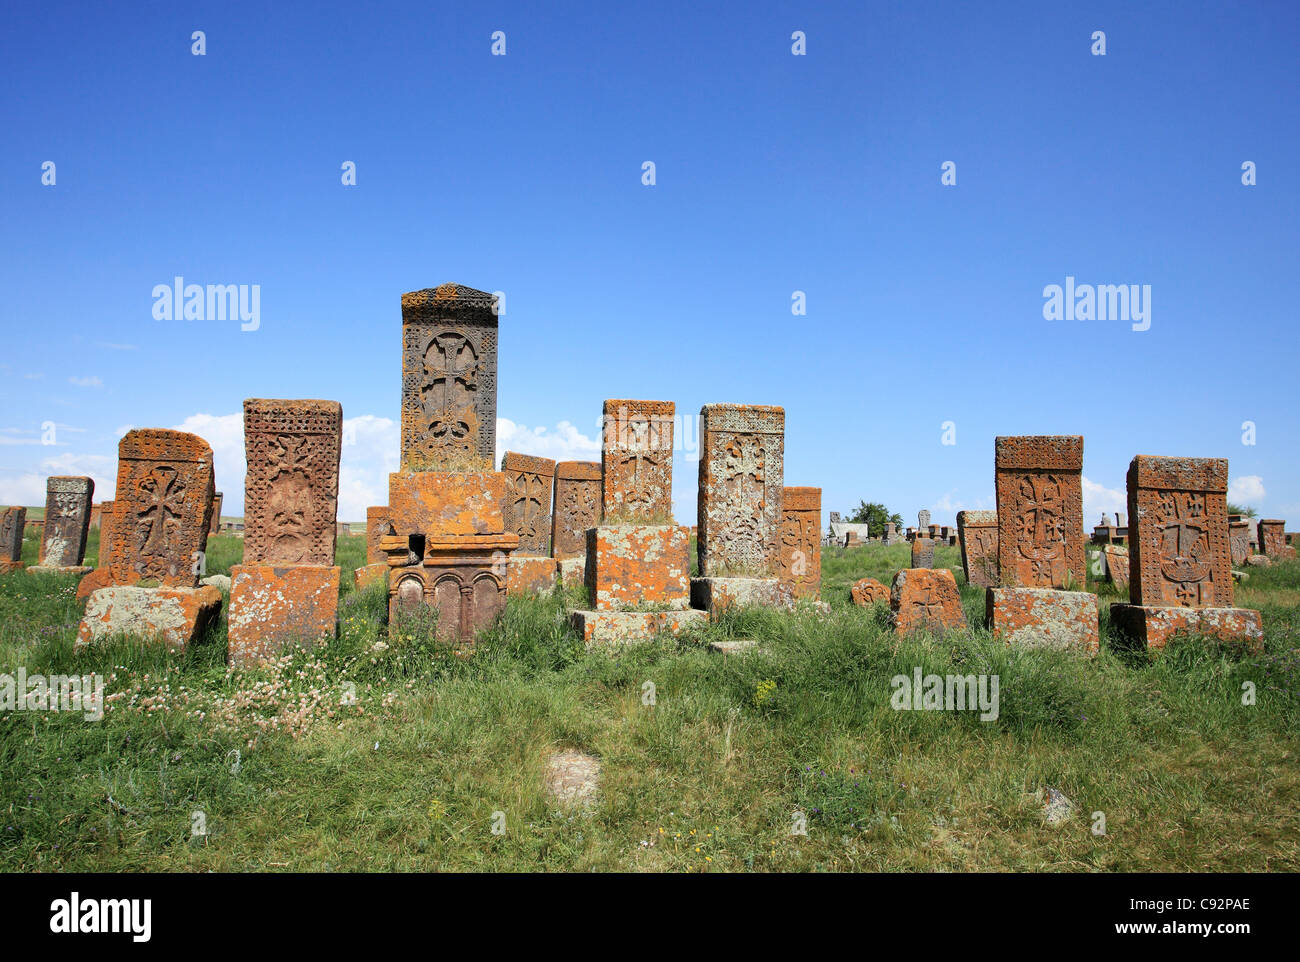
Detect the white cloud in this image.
<box><xmin>930</xmin><ymin>490</ymin><xmax>995</xmax><ymax>525</ymax></box>
<box><xmin>0</xmin><ymin>452</ymin><xmax>117</xmax><ymax>506</ymax></box>
<box><xmin>1228</xmin><ymin>475</ymin><xmax>1265</xmax><ymax>506</ymax></box>
<box><xmin>1082</xmin><ymin>476</ymin><xmax>1126</xmax><ymax>525</ymax></box>
<box><xmin>68</xmin><ymin>376</ymin><xmax>103</xmax><ymax>388</ymax></box>
<box><xmin>495</xmin><ymin>417</ymin><xmax>600</xmax><ymax>466</ymax></box>
<box><xmin>337</xmin><ymin>415</ymin><xmax>400</xmax><ymax>522</ymax></box>
<box><xmin>171</xmin><ymin>412</ymin><xmax>246</xmax><ymax>513</ymax></box>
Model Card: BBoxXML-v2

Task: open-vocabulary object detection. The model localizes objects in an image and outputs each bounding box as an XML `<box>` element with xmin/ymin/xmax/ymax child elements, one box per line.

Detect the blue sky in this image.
<box><xmin>2</xmin><ymin>1</ymin><xmax>1296</xmax><ymax>525</ymax></box>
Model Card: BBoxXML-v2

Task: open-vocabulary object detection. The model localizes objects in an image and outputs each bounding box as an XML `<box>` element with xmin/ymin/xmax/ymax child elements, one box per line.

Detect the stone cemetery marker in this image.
<box><xmin>911</xmin><ymin>537</ymin><xmax>934</xmax><ymax>569</ymax></box>
<box><xmin>208</xmin><ymin>492</ymin><xmax>223</xmax><ymax>535</ymax></box>
<box><xmin>995</xmin><ymin>436</ymin><xmax>1085</xmax><ymax>588</ymax></box>
<box><xmin>1228</xmin><ymin>518</ymin><xmax>1252</xmax><ymax>566</ymax></box>
<box><xmin>400</xmin><ymin>284</ymin><xmax>498</xmax><ymax>471</ymax></box>
<box><xmin>602</xmin><ymin>399</ymin><xmax>674</xmax><ymax>520</ymax></box>
<box><xmin>37</xmin><ymin>476</ymin><xmax>94</xmax><ymax>568</ymax></box>
<box><xmin>502</xmin><ymin>452</ymin><xmax>556</xmax><ymax>555</ymax></box>
<box><xmin>551</xmin><ymin>461</ymin><xmax>601</xmax><ymax>560</ymax></box>
<box><xmin>1</xmin><ymin>506</ymin><xmax>26</xmax><ymax>569</ymax></box>
<box><xmin>366</xmin><ymin>506</ymin><xmax>392</xmax><ymax>564</ymax></box>
<box><xmin>1258</xmin><ymin>519</ymin><xmax>1295</xmax><ymax>559</ymax></box>
<box><xmin>778</xmin><ymin>486</ymin><xmax>821</xmax><ymax>600</ymax></box>
<box><xmin>1112</xmin><ymin>456</ymin><xmax>1261</xmax><ymax>649</ymax></box>
<box><xmin>890</xmin><ymin>568</ymin><xmax>965</xmax><ymax>634</ymax></box>
<box><xmin>850</xmin><ymin>576</ymin><xmax>889</xmax><ymax>606</ymax></box>
<box><xmin>918</xmin><ymin>509</ymin><xmax>931</xmax><ymax>530</ymax></box>
<box><xmin>956</xmin><ymin>510</ymin><xmax>998</xmax><ymax>588</ymax></box>
<box><xmin>108</xmin><ymin>430</ymin><xmax>214</xmax><ymax>586</ymax></box>
<box><xmin>696</xmin><ymin>404</ymin><xmax>784</xmax><ymax>577</ymax></box>
<box><xmin>96</xmin><ymin>502</ymin><xmax>115</xmax><ymax>566</ymax></box>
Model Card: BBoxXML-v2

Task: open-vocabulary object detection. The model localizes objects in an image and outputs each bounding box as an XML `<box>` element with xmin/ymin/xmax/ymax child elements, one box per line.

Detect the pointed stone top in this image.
<box><xmin>401</xmin><ymin>284</ymin><xmax>498</xmax><ymax>322</ymax></box>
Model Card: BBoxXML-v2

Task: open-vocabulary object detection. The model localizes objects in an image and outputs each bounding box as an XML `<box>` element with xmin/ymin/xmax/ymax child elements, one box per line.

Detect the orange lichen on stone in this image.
<box><xmin>227</xmin><ymin>564</ymin><xmax>340</xmax><ymax>667</ymax></box>
<box><xmin>601</xmin><ymin>400</ymin><xmax>675</xmax><ymax>521</ymax></box>
<box><xmin>353</xmin><ymin>562</ymin><xmax>389</xmax><ymax>592</ymax></box>
<box><xmin>501</xmin><ymin>452</ymin><xmax>556</xmax><ymax>555</ymax></box>
<box><xmin>585</xmin><ymin>524</ymin><xmax>691</xmax><ymax>610</ymax></box>
<box><xmin>1111</xmin><ymin>603</ymin><xmax>1262</xmax><ymax>652</ymax></box>
<box><xmin>986</xmin><ymin>586</ymin><xmax>1100</xmax><ymax>655</ymax></box>
<box><xmin>77</xmin><ymin>585</ymin><xmax>223</xmax><ymax>650</ymax></box>
<box><xmin>850</xmin><ymin>577</ymin><xmax>889</xmax><ymax>606</ymax></box>
<box><xmin>507</xmin><ymin>555</ymin><xmax>558</xmax><ymax>595</ymax></box>
<box><xmin>890</xmin><ymin>568</ymin><xmax>966</xmax><ymax>634</ymax></box>
<box><xmin>366</xmin><ymin>506</ymin><xmax>392</xmax><ymax>564</ymax></box>
<box><xmin>388</xmin><ymin>471</ymin><xmax>506</xmax><ymax>538</ymax></box>
<box><xmin>995</xmin><ymin>435</ymin><xmax>1085</xmax><ymax>589</ymax></box>
<box><xmin>552</xmin><ymin>461</ymin><xmax>601</xmax><ymax>560</ymax></box>
<box><xmin>778</xmin><ymin>486</ymin><xmax>821</xmax><ymax>600</ymax></box>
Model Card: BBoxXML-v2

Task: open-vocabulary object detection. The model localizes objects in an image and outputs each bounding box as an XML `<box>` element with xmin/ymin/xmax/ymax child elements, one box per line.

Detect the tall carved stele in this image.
<box><xmin>384</xmin><ymin>284</ymin><xmax>518</xmax><ymax>642</ymax></box>
<box><xmin>228</xmin><ymin>399</ymin><xmax>343</xmax><ymax>667</ymax></box>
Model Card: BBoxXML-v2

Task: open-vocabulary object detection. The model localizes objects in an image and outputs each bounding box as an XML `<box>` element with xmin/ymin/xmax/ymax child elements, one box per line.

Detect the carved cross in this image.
<box><xmin>723</xmin><ymin>439</ymin><xmax>766</xmax><ymax>511</ymax></box>
<box><xmin>137</xmin><ymin>466</ymin><xmax>187</xmax><ymax>556</ymax></box>
<box><xmin>512</xmin><ymin>473</ymin><xmax>546</xmax><ymax>539</ymax></box>
<box><xmin>421</xmin><ymin>334</ymin><xmax>477</xmax><ymax>439</ymax></box>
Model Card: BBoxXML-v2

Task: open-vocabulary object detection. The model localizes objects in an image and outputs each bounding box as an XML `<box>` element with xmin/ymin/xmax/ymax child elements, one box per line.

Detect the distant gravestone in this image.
<box><xmin>36</xmin><ymin>476</ymin><xmax>94</xmax><ymax>569</ymax></box>
<box><xmin>1258</xmin><ymin>519</ymin><xmax>1295</xmax><ymax>560</ymax></box>
<box><xmin>551</xmin><ymin>462</ymin><xmax>601</xmax><ymax>560</ymax></box>
<box><xmin>208</xmin><ymin>492</ymin><xmax>223</xmax><ymax>535</ymax></box>
<box><xmin>911</xmin><ymin>537</ymin><xmax>934</xmax><ymax>569</ymax></box>
<box><xmin>1228</xmin><ymin>519</ymin><xmax>1252</xmax><ymax>566</ymax></box>
<box><xmin>502</xmin><ymin>452</ymin><xmax>556</xmax><ymax>556</ymax></box>
<box><xmin>1</xmin><ymin>506</ymin><xmax>26</xmax><ymax>570</ymax></box>
<box><xmin>778</xmin><ymin>486</ymin><xmax>821</xmax><ymax>600</ymax></box>
<box><xmin>956</xmin><ymin>510</ymin><xmax>998</xmax><ymax>588</ymax></box>
<box><xmin>918</xmin><ymin>509</ymin><xmax>931</xmax><ymax>530</ymax></box>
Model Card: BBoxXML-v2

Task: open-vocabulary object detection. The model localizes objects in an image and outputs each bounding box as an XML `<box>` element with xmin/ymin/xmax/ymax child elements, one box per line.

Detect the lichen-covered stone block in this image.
<box><xmin>697</xmin><ymin>404</ymin><xmax>784</xmax><ymax>578</ymax></box>
<box><xmin>850</xmin><ymin>577</ymin><xmax>889</xmax><ymax>606</ymax></box>
<box><xmin>778</xmin><ymin>486</ymin><xmax>821</xmax><ymax>599</ymax></box>
<box><xmin>585</xmin><ymin>524</ymin><xmax>691</xmax><ymax>610</ymax></box>
<box><xmin>985</xmin><ymin>587</ymin><xmax>1100</xmax><ymax>655</ymax></box>
<box><xmin>995</xmin><ymin>436</ymin><xmax>1085</xmax><ymax>589</ymax></box>
<box><xmin>0</xmin><ymin>506</ymin><xmax>25</xmax><ymax>565</ymax></box>
<box><xmin>1127</xmin><ymin>456</ymin><xmax>1232</xmax><ymax>607</ymax></box>
<box><xmin>228</xmin><ymin>564</ymin><xmax>340</xmax><ymax>666</ymax></box>
<box><xmin>400</xmin><ymin>284</ymin><xmax>499</xmax><ymax>471</ymax></box>
<box><xmin>502</xmin><ymin>451</ymin><xmax>556</xmax><ymax>555</ymax></box>
<box><xmin>551</xmin><ymin>461</ymin><xmax>602</xmax><ymax>560</ymax></box>
<box><xmin>957</xmin><ymin>510</ymin><xmax>998</xmax><ymax>588</ymax></box>
<box><xmin>690</xmin><ymin>576</ymin><xmax>794</xmax><ymax>617</ymax></box>
<box><xmin>1104</xmin><ymin>544</ymin><xmax>1130</xmax><ymax>589</ymax></box>
<box><xmin>387</xmin><ymin>534</ymin><xmax>517</xmax><ymax>641</ymax></box>
<box><xmin>1258</xmin><ymin>519</ymin><xmax>1296</xmax><ymax>560</ymax></box>
<box><xmin>601</xmin><ymin>399</ymin><xmax>675</xmax><ymax>521</ymax></box>
<box><xmin>242</xmin><ymin>399</ymin><xmax>342</xmax><ymax>566</ymax></box>
<box><xmin>1229</xmin><ymin>519</ymin><xmax>1252</xmax><ymax>566</ymax></box>
<box><xmin>353</xmin><ymin>562</ymin><xmax>389</xmax><ymax>592</ymax></box>
<box><xmin>366</xmin><ymin>506</ymin><xmax>392</xmax><ymax>564</ymax></box>
<box><xmin>890</xmin><ymin>568</ymin><xmax>965</xmax><ymax>634</ymax></box>
<box><xmin>1110</xmin><ymin>603</ymin><xmax>1263</xmax><ymax>652</ymax></box>
<box><xmin>77</xmin><ymin>585</ymin><xmax>223</xmax><ymax>650</ymax></box>
<box><xmin>507</xmin><ymin>554</ymin><xmax>558</xmax><ymax>595</ymax></box>
<box><xmin>38</xmin><ymin>476</ymin><xmax>94</xmax><ymax>567</ymax></box>
<box><xmin>388</xmin><ymin>471</ymin><xmax>507</xmax><ymax>538</ymax></box>
<box><xmin>569</xmin><ymin>607</ymin><xmax>708</xmax><ymax>645</ymax></box>
<box><xmin>108</xmin><ymin>429</ymin><xmax>215</xmax><ymax>588</ymax></box>
<box><xmin>208</xmin><ymin>492</ymin><xmax>223</xmax><ymax>535</ymax></box>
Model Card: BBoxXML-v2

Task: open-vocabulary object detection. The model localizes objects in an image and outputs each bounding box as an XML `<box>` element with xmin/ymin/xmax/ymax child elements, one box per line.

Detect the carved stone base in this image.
<box><xmin>986</xmin><ymin>587</ymin><xmax>1100</xmax><ymax>655</ymax></box>
<box><xmin>570</xmin><ymin>608</ymin><xmax>708</xmax><ymax>645</ymax></box>
<box><xmin>77</xmin><ymin>585</ymin><xmax>223</xmax><ymax>650</ymax></box>
<box><xmin>507</xmin><ymin>555</ymin><xmax>558</xmax><ymax>595</ymax></box>
<box><xmin>386</xmin><ymin>534</ymin><xmax>518</xmax><ymax>642</ymax></box>
<box><xmin>228</xmin><ymin>565</ymin><xmax>340</xmax><ymax>667</ymax></box>
<box><xmin>353</xmin><ymin>562</ymin><xmax>389</xmax><ymax>593</ymax></box>
<box><xmin>28</xmin><ymin>565</ymin><xmax>93</xmax><ymax>576</ymax></box>
<box><xmin>690</xmin><ymin>576</ymin><xmax>794</xmax><ymax>617</ymax></box>
<box><xmin>555</xmin><ymin>556</ymin><xmax>585</xmax><ymax>586</ymax></box>
<box><xmin>586</xmin><ymin>525</ymin><xmax>692</xmax><ymax>611</ymax></box>
<box><xmin>1110</xmin><ymin>604</ymin><xmax>1263</xmax><ymax>652</ymax></box>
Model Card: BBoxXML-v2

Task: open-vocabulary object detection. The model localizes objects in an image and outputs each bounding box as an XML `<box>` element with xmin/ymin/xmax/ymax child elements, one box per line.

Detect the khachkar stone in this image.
<box><xmin>778</xmin><ymin>486</ymin><xmax>821</xmax><ymax>600</ymax></box>
<box><xmin>602</xmin><ymin>399</ymin><xmax>674</xmax><ymax>521</ymax></box>
<box><xmin>1</xmin><ymin>506</ymin><xmax>26</xmax><ymax>572</ymax></box>
<box><xmin>76</xmin><ymin>430</ymin><xmax>221</xmax><ymax>649</ymax></box>
<box><xmin>1111</xmin><ymin>457</ymin><xmax>1262</xmax><ymax>650</ymax></box>
<box><xmin>1228</xmin><ymin>517</ymin><xmax>1252</xmax><ymax>566</ymax></box>
<box><xmin>917</xmin><ymin>509</ymin><xmax>930</xmax><ymax>531</ymax></box>
<box><xmin>572</xmin><ymin>400</ymin><xmax>705</xmax><ymax>643</ymax></box>
<box><xmin>208</xmin><ymin>492</ymin><xmax>223</xmax><ymax>535</ymax></box>
<box><xmin>957</xmin><ymin>510</ymin><xmax>998</xmax><ymax>588</ymax></box>
<box><xmin>501</xmin><ymin>453</ymin><xmax>557</xmax><ymax>594</ymax></box>
<box><xmin>986</xmin><ymin>436</ymin><xmax>1098</xmax><ymax>654</ymax></box>
<box><xmin>552</xmin><ymin>461</ymin><xmax>601</xmax><ymax>585</ymax></box>
<box><xmin>33</xmin><ymin>476</ymin><xmax>94</xmax><ymax>573</ymax></box>
<box><xmin>691</xmin><ymin>404</ymin><xmax>792</xmax><ymax>616</ymax></box>
<box><xmin>228</xmin><ymin>399</ymin><xmax>343</xmax><ymax>667</ymax></box>
<box><xmin>910</xmin><ymin>537</ymin><xmax>934</xmax><ymax>569</ymax></box>
<box><xmin>1258</xmin><ymin>519</ymin><xmax>1296</xmax><ymax>560</ymax></box>
<box><xmin>400</xmin><ymin>284</ymin><xmax>498</xmax><ymax>471</ymax></box>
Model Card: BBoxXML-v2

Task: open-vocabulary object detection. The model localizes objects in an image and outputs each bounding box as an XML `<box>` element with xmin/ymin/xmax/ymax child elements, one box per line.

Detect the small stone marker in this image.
<box><xmin>208</xmin><ymin>492</ymin><xmax>223</xmax><ymax>535</ymax></box>
<box><xmin>1111</xmin><ymin>456</ymin><xmax>1262</xmax><ymax>650</ymax></box>
<box><xmin>890</xmin><ymin>568</ymin><xmax>965</xmax><ymax>634</ymax></box>
<box><xmin>1103</xmin><ymin>544</ymin><xmax>1130</xmax><ymax>590</ymax></box>
<box><xmin>35</xmin><ymin>476</ymin><xmax>94</xmax><ymax>570</ymax></box>
<box><xmin>1228</xmin><ymin>518</ymin><xmax>1252</xmax><ymax>566</ymax></box>
<box><xmin>918</xmin><ymin>509</ymin><xmax>930</xmax><ymax>530</ymax></box>
<box><xmin>502</xmin><ymin>451</ymin><xmax>558</xmax><ymax>595</ymax></box>
<box><xmin>778</xmin><ymin>486</ymin><xmax>821</xmax><ymax>600</ymax></box>
<box><xmin>956</xmin><ymin>510</ymin><xmax>998</xmax><ymax>588</ymax></box>
<box><xmin>544</xmin><ymin>750</ymin><xmax>601</xmax><ymax>809</ymax></box>
<box><xmin>551</xmin><ymin>461</ymin><xmax>601</xmax><ymax>560</ymax></box>
<box><xmin>0</xmin><ymin>506</ymin><xmax>26</xmax><ymax>572</ymax></box>
<box><xmin>1258</xmin><ymin>519</ymin><xmax>1296</xmax><ymax>560</ymax></box>
<box><xmin>910</xmin><ymin>537</ymin><xmax>934</xmax><ymax>569</ymax></box>
<box><xmin>850</xmin><ymin>576</ymin><xmax>889</xmax><ymax>606</ymax></box>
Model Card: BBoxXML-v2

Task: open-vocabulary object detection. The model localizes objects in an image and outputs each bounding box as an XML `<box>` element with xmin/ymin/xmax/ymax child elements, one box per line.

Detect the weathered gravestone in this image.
<box><xmin>353</xmin><ymin>505</ymin><xmax>392</xmax><ymax>591</ymax></box>
<box><xmin>956</xmin><ymin>510</ymin><xmax>998</xmax><ymax>588</ymax></box>
<box><xmin>32</xmin><ymin>476</ymin><xmax>94</xmax><ymax>572</ymax></box>
<box><xmin>910</xmin><ymin>537</ymin><xmax>935</xmax><ymax>569</ymax></box>
<box><xmin>76</xmin><ymin>430</ymin><xmax>221</xmax><ymax>649</ymax></box>
<box><xmin>985</xmin><ymin>436</ymin><xmax>1099</xmax><ymax>654</ymax></box>
<box><xmin>890</xmin><ymin>568</ymin><xmax>965</xmax><ymax>635</ymax></box>
<box><xmin>1111</xmin><ymin>456</ymin><xmax>1262</xmax><ymax>649</ymax></box>
<box><xmin>551</xmin><ymin>461</ymin><xmax>601</xmax><ymax>584</ymax></box>
<box><xmin>570</xmin><ymin>399</ymin><xmax>704</xmax><ymax>643</ymax></box>
<box><xmin>850</xmin><ymin>576</ymin><xmax>889</xmax><ymax>606</ymax></box>
<box><xmin>208</xmin><ymin>492</ymin><xmax>223</xmax><ymax>535</ymax></box>
<box><xmin>692</xmin><ymin>403</ymin><xmax>793</xmax><ymax>615</ymax></box>
<box><xmin>228</xmin><ymin>399</ymin><xmax>343</xmax><ymax>667</ymax></box>
<box><xmin>778</xmin><ymin>486</ymin><xmax>821</xmax><ymax>600</ymax></box>
<box><xmin>1228</xmin><ymin>517</ymin><xmax>1252</xmax><ymax>566</ymax></box>
<box><xmin>382</xmin><ymin>285</ymin><xmax>518</xmax><ymax>642</ymax></box>
<box><xmin>501</xmin><ymin>451</ymin><xmax>557</xmax><ymax>594</ymax></box>
<box><xmin>1258</xmin><ymin>519</ymin><xmax>1296</xmax><ymax>560</ymax></box>
<box><xmin>0</xmin><ymin>506</ymin><xmax>26</xmax><ymax>572</ymax></box>
<box><xmin>917</xmin><ymin>509</ymin><xmax>931</xmax><ymax>531</ymax></box>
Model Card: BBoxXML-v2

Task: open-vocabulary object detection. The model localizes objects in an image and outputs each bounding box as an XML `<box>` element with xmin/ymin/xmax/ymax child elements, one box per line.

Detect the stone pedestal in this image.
<box><xmin>384</xmin><ymin>533</ymin><xmax>518</xmax><ymax>642</ymax></box>
<box><xmin>890</xmin><ymin>569</ymin><xmax>965</xmax><ymax>634</ymax></box>
<box><xmin>570</xmin><ymin>608</ymin><xmax>707</xmax><ymax>645</ymax></box>
<box><xmin>228</xmin><ymin>565</ymin><xmax>340</xmax><ymax>667</ymax></box>
<box><xmin>507</xmin><ymin>555</ymin><xmax>558</xmax><ymax>595</ymax></box>
<box><xmin>353</xmin><ymin>562</ymin><xmax>389</xmax><ymax>592</ymax></box>
<box><xmin>78</xmin><ymin>585</ymin><xmax>223</xmax><ymax>650</ymax></box>
<box><xmin>28</xmin><ymin>564</ymin><xmax>93</xmax><ymax>576</ymax></box>
<box><xmin>985</xmin><ymin>587</ymin><xmax>1100</xmax><ymax>655</ymax></box>
<box><xmin>1110</xmin><ymin>604</ymin><xmax>1263</xmax><ymax>651</ymax></box>
<box><xmin>690</xmin><ymin>576</ymin><xmax>793</xmax><ymax>617</ymax></box>
<box><xmin>0</xmin><ymin>561</ymin><xmax>25</xmax><ymax>575</ymax></box>
<box><xmin>555</xmin><ymin>556</ymin><xmax>585</xmax><ymax>585</ymax></box>
<box><xmin>569</xmin><ymin>523</ymin><xmax>698</xmax><ymax>643</ymax></box>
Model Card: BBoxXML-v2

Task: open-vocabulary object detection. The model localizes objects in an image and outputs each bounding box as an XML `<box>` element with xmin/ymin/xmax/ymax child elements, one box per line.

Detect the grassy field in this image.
<box><xmin>1</xmin><ymin>529</ymin><xmax>1297</xmax><ymax>872</ymax></box>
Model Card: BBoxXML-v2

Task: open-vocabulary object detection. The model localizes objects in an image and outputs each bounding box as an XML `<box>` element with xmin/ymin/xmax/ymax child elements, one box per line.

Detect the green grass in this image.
<box><xmin>1</xmin><ymin>534</ymin><xmax>1297</xmax><ymax>872</ymax></box>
